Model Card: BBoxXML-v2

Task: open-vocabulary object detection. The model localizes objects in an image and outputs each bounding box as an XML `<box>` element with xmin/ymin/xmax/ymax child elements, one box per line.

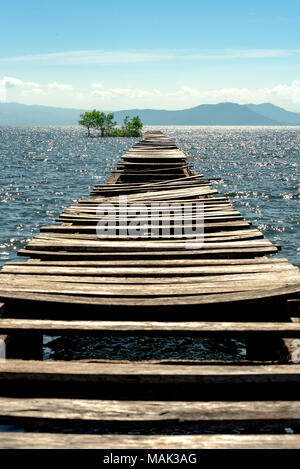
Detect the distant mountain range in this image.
<box><xmin>1</xmin><ymin>101</ymin><xmax>300</xmax><ymax>126</ymax></box>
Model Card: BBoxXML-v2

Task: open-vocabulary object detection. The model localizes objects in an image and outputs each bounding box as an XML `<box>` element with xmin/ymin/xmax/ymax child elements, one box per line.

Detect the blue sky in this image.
<box><xmin>1</xmin><ymin>0</ymin><xmax>300</xmax><ymax>110</ymax></box>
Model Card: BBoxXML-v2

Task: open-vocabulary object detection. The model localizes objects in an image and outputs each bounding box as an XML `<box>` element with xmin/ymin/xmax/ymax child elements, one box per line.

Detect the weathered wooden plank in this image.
<box><xmin>64</xmin><ymin>209</ymin><xmax>235</xmax><ymax>218</ymax></box>
<box><xmin>94</xmin><ymin>183</ymin><xmax>210</xmax><ymax>192</ymax></box>
<box><xmin>90</xmin><ymin>185</ymin><xmax>213</xmax><ymax>195</ymax></box>
<box><xmin>57</xmin><ymin>215</ymin><xmax>244</xmax><ymax>224</ymax></box>
<box><xmin>77</xmin><ymin>196</ymin><xmax>230</xmax><ymax>205</ymax></box>
<box><xmin>115</xmin><ymin>162</ymin><xmax>188</xmax><ymax>167</ymax></box>
<box><xmin>59</xmin><ymin>212</ymin><xmax>242</xmax><ymax>221</ymax></box>
<box><xmin>85</xmin><ymin>186</ymin><xmax>218</xmax><ymax>202</ymax></box>
<box><xmin>0</xmin><ymin>398</ymin><xmax>299</xmax><ymax>422</ymax></box>
<box><xmin>1</xmin><ymin>319</ymin><xmax>300</xmax><ymax>337</ymax></box>
<box><xmin>24</xmin><ymin>238</ymin><xmax>276</xmax><ymax>251</ymax></box>
<box><xmin>122</xmin><ymin>158</ymin><xmax>185</xmax><ymax>161</ymax></box>
<box><xmin>18</xmin><ymin>247</ymin><xmax>279</xmax><ymax>261</ymax></box>
<box><xmin>0</xmin><ymin>286</ymin><xmax>298</xmax><ymax>306</ymax></box>
<box><xmin>30</xmin><ymin>236</ymin><xmax>274</xmax><ymax>248</ymax></box>
<box><xmin>91</xmin><ymin>182</ymin><xmax>212</xmax><ymax>194</ymax></box>
<box><xmin>2</xmin><ymin>433</ymin><xmax>300</xmax><ymax>449</ymax></box>
<box><xmin>0</xmin><ymin>360</ymin><xmax>300</xmax><ymax>400</ymax></box>
<box><xmin>9</xmin><ymin>257</ymin><xmax>288</xmax><ymax>266</ymax></box>
<box><xmin>88</xmin><ymin>178</ymin><xmax>216</xmax><ymax>187</ymax></box>
<box><xmin>65</xmin><ymin>203</ymin><xmax>234</xmax><ymax>213</ymax></box>
<box><xmin>36</xmin><ymin>228</ymin><xmax>259</xmax><ymax>241</ymax></box>
<box><xmin>1</xmin><ymin>359</ymin><xmax>300</xmax><ymax>380</ymax></box>
<box><xmin>39</xmin><ymin>229</ymin><xmax>262</xmax><ymax>242</ymax></box>
<box><xmin>2</xmin><ymin>275</ymin><xmax>297</xmax><ymax>297</ymax></box>
<box><xmin>0</xmin><ymin>271</ymin><xmax>298</xmax><ymax>287</ymax></box>
<box><xmin>52</xmin><ymin>222</ymin><xmax>251</xmax><ymax>234</ymax></box>
<box><xmin>2</xmin><ymin>261</ymin><xmax>294</xmax><ymax>276</ymax></box>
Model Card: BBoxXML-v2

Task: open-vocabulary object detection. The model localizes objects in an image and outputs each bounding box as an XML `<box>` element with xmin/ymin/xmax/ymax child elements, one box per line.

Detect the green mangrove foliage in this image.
<box><xmin>79</xmin><ymin>110</ymin><xmax>143</xmax><ymax>137</ymax></box>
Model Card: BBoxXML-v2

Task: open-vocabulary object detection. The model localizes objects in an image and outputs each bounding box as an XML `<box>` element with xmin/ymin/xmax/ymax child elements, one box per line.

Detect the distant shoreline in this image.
<box><xmin>2</xmin><ymin>102</ymin><xmax>300</xmax><ymax>126</ymax></box>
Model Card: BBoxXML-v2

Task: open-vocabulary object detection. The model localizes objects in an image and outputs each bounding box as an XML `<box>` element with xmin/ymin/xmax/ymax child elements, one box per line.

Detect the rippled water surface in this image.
<box><xmin>168</xmin><ymin>126</ymin><xmax>300</xmax><ymax>267</ymax></box>
<box><xmin>0</xmin><ymin>126</ymin><xmax>137</xmax><ymax>265</ymax></box>
<box><xmin>0</xmin><ymin>125</ymin><xmax>299</xmax><ymax>363</ymax></box>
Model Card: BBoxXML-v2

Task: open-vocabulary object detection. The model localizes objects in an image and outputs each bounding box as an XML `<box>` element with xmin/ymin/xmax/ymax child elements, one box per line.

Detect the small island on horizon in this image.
<box><xmin>78</xmin><ymin>110</ymin><xmax>143</xmax><ymax>137</ymax></box>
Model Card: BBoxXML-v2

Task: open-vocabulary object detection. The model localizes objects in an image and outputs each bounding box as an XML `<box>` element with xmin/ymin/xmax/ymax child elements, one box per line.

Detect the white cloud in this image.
<box><xmin>0</xmin><ymin>76</ymin><xmax>75</xmax><ymax>102</ymax></box>
<box><xmin>184</xmin><ymin>49</ymin><xmax>297</xmax><ymax>60</ymax></box>
<box><xmin>2</xmin><ymin>74</ymin><xmax>300</xmax><ymax>111</ymax></box>
<box><xmin>112</xmin><ymin>88</ymin><xmax>160</xmax><ymax>97</ymax></box>
<box><xmin>89</xmin><ymin>81</ymin><xmax>300</xmax><ymax>104</ymax></box>
<box><xmin>192</xmin><ymin>81</ymin><xmax>300</xmax><ymax>104</ymax></box>
<box><xmin>92</xmin><ymin>89</ymin><xmax>113</xmax><ymax>97</ymax></box>
<box><xmin>48</xmin><ymin>81</ymin><xmax>73</xmax><ymax>91</ymax></box>
<box><xmin>2</xmin><ymin>76</ymin><xmax>24</xmax><ymax>87</ymax></box>
<box><xmin>0</xmin><ymin>76</ymin><xmax>43</xmax><ymax>102</ymax></box>
<box><xmin>0</xmin><ymin>50</ymin><xmax>172</xmax><ymax>65</ymax></box>
<box><xmin>26</xmin><ymin>81</ymin><xmax>41</xmax><ymax>88</ymax></box>
<box><xmin>92</xmin><ymin>87</ymin><xmax>161</xmax><ymax>98</ymax></box>
<box><xmin>21</xmin><ymin>88</ymin><xmax>46</xmax><ymax>96</ymax></box>
<box><xmin>1</xmin><ymin>76</ymin><xmax>42</xmax><ymax>88</ymax></box>
<box><xmin>85</xmin><ymin>81</ymin><xmax>300</xmax><ymax>109</ymax></box>
<box><xmin>172</xmin><ymin>86</ymin><xmax>201</xmax><ymax>96</ymax></box>
<box><xmin>0</xmin><ymin>48</ymin><xmax>299</xmax><ymax>65</ymax></box>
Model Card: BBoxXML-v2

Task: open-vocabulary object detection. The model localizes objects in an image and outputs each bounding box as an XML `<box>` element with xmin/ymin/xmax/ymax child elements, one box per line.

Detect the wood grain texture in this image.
<box><xmin>0</xmin><ymin>398</ymin><xmax>299</xmax><ymax>422</ymax></box>
<box><xmin>1</xmin><ymin>359</ymin><xmax>300</xmax><ymax>382</ymax></box>
<box><xmin>1</xmin><ymin>319</ymin><xmax>300</xmax><ymax>336</ymax></box>
<box><xmin>0</xmin><ymin>433</ymin><xmax>300</xmax><ymax>449</ymax></box>
<box><xmin>0</xmin><ymin>284</ymin><xmax>298</xmax><ymax>306</ymax></box>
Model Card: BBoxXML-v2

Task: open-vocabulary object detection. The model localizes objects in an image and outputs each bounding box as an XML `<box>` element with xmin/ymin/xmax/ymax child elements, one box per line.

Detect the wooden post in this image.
<box><xmin>4</xmin><ymin>333</ymin><xmax>43</xmax><ymax>360</ymax></box>
<box><xmin>247</xmin><ymin>298</ymin><xmax>300</xmax><ymax>361</ymax></box>
<box><xmin>0</xmin><ymin>303</ymin><xmax>43</xmax><ymax>360</ymax></box>
<box><xmin>246</xmin><ymin>336</ymin><xmax>290</xmax><ymax>361</ymax></box>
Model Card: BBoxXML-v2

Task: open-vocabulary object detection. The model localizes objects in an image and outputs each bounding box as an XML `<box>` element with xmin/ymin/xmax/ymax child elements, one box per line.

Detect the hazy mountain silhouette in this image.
<box><xmin>246</xmin><ymin>103</ymin><xmax>300</xmax><ymax>125</ymax></box>
<box><xmin>112</xmin><ymin>103</ymin><xmax>279</xmax><ymax>125</ymax></box>
<box><xmin>1</xmin><ymin>101</ymin><xmax>300</xmax><ymax>126</ymax></box>
<box><xmin>0</xmin><ymin>102</ymin><xmax>84</xmax><ymax>126</ymax></box>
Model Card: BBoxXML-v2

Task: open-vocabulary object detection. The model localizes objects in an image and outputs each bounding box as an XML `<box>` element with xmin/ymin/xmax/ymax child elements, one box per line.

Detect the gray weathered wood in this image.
<box><xmin>1</xmin><ymin>359</ymin><xmax>300</xmax><ymax>382</ymax></box>
<box><xmin>0</xmin><ymin>397</ymin><xmax>299</xmax><ymax>422</ymax></box>
<box><xmin>0</xmin><ymin>433</ymin><xmax>300</xmax><ymax>449</ymax></box>
<box><xmin>1</xmin><ymin>319</ymin><xmax>300</xmax><ymax>337</ymax></box>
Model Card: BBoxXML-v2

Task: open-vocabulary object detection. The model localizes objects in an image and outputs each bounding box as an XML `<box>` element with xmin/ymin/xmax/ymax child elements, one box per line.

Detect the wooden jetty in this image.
<box><xmin>0</xmin><ymin>130</ymin><xmax>300</xmax><ymax>449</ymax></box>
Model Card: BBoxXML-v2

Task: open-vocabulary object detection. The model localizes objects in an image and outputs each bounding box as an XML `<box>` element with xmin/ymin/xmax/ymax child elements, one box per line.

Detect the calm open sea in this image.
<box><xmin>1</xmin><ymin>125</ymin><xmax>299</xmax><ymax>268</ymax></box>
<box><xmin>0</xmin><ymin>125</ymin><xmax>299</xmax><ymax>363</ymax></box>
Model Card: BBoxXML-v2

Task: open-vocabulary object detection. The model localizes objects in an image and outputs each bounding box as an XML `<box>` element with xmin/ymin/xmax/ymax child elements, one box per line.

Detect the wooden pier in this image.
<box><xmin>0</xmin><ymin>130</ymin><xmax>300</xmax><ymax>449</ymax></box>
